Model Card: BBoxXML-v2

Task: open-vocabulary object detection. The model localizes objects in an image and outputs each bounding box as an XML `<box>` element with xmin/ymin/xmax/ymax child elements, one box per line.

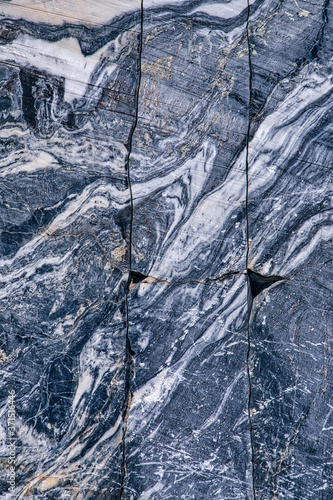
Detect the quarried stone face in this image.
<box><xmin>0</xmin><ymin>1</ymin><xmax>331</xmax><ymax>498</ymax></box>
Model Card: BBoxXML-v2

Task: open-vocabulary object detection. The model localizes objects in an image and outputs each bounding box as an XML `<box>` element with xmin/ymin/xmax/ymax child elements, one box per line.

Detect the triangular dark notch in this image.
<box><xmin>130</xmin><ymin>271</ymin><xmax>147</xmax><ymax>284</ymax></box>
<box><xmin>247</xmin><ymin>269</ymin><xmax>285</xmax><ymax>299</ymax></box>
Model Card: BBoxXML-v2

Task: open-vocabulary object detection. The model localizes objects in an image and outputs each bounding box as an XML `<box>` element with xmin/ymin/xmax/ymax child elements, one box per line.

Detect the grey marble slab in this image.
<box><xmin>0</xmin><ymin>1</ymin><xmax>331</xmax><ymax>499</ymax></box>
<box><xmin>125</xmin><ymin>276</ymin><xmax>251</xmax><ymax>498</ymax></box>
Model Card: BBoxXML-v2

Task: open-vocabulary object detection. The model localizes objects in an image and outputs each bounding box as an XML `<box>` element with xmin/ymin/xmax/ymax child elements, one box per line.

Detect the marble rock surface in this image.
<box><xmin>0</xmin><ymin>0</ymin><xmax>332</xmax><ymax>499</ymax></box>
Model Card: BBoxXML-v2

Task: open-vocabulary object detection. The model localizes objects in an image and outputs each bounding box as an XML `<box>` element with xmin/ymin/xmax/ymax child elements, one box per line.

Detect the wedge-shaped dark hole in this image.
<box><xmin>130</xmin><ymin>270</ymin><xmax>148</xmax><ymax>284</ymax></box>
<box><xmin>247</xmin><ymin>268</ymin><xmax>285</xmax><ymax>299</ymax></box>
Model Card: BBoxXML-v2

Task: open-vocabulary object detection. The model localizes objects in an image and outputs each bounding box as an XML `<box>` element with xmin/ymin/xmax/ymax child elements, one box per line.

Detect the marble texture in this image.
<box><xmin>0</xmin><ymin>0</ymin><xmax>332</xmax><ymax>499</ymax></box>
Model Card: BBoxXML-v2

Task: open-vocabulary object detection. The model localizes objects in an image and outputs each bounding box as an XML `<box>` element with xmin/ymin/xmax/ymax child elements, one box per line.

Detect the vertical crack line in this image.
<box><xmin>245</xmin><ymin>2</ymin><xmax>257</xmax><ymax>500</ymax></box>
<box><xmin>120</xmin><ymin>1</ymin><xmax>144</xmax><ymax>498</ymax></box>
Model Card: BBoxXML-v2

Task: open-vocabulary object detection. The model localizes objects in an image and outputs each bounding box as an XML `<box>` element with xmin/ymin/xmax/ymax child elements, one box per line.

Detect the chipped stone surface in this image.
<box><xmin>0</xmin><ymin>1</ymin><xmax>332</xmax><ymax>498</ymax></box>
